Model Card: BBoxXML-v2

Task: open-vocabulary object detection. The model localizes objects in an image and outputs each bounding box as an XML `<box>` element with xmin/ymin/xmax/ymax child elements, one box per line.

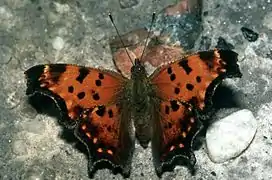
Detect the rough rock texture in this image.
<box><xmin>0</xmin><ymin>0</ymin><xmax>272</xmax><ymax>180</ymax></box>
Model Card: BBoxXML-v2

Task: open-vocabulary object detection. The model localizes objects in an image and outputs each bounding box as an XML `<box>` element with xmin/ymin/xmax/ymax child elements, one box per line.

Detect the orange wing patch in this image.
<box><xmin>151</xmin><ymin>49</ymin><xmax>242</xmax><ymax>110</ymax></box>
<box><xmin>25</xmin><ymin>64</ymin><xmax>127</xmax><ymax>124</ymax></box>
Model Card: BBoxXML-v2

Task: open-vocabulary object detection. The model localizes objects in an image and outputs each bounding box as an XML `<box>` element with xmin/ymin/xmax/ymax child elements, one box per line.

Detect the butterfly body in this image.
<box><xmin>130</xmin><ymin>59</ymin><xmax>155</xmax><ymax>148</ymax></box>
<box><xmin>24</xmin><ymin>49</ymin><xmax>242</xmax><ymax>177</ymax></box>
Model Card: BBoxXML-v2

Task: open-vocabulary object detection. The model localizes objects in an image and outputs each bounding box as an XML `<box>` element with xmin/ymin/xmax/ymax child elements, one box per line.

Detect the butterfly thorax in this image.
<box><xmin>130</xmin><ymin>59</ymin><xmax>154</xmax><ymax>148</ymax></box>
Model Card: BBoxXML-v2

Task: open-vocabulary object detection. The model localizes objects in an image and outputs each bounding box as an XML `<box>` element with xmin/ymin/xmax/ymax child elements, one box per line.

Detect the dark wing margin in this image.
<box><xmin>25</xmin><ymin>64</ymin><xmax>76</xmax><ymax>128</ymax></box>
<box><xmin>200</xmin><ymin>49</ymin><xmax>242</xmax><ymax>112</ymax></box>
<box><xmin>151</xmin><ymin>99</ymin><xmax>203</xmax><ymax>176</ymax></box>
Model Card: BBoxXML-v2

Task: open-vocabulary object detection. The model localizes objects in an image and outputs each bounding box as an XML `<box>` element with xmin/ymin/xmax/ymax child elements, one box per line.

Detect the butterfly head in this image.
<box><xmin>131</xmin><ymin>58</ymin><xmax>147</xmax><ymax>80</ymax></box>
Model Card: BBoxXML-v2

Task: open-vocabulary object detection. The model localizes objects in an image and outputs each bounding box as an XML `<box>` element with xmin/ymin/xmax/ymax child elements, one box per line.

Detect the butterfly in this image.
<box><xmin>24</xmin><ymin>47</ymin><xmax>242</xmax><ymax>177</ymax></box>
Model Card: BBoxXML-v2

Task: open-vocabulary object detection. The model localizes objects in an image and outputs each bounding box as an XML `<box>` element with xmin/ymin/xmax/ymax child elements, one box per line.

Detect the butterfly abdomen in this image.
<box><xmin>130</xmin><ymin>79</ymin><xmax>153</xmax><ymax>148</ymax></box>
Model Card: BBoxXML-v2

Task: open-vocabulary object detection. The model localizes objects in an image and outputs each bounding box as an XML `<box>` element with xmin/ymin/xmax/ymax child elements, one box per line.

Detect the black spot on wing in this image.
<box><xmin>174</xmin><ymin>87</ymin><xmax>180</xmax><ymax>94</ymax></box>
<box><xmin>96</xmin><ymin>105</ymin><xmax>106</xmax><ymax>117</ymax></box>
<box><xmin>196</xmin><ymin>76</ymin><xmax>201</xmax><ymax>83</ymax></box>
<box><xmin>167</xmin><ymin>67</ymin><xmax>172</xmax><ymax>74</ymax></box>
<box><xmin>108</xmin><ymin>109</ymin><xmax>113</xmax><ymax>118</ymax></box>
<box><xmin>77</xmin><ymin>92</ymin><xmax>85</xmax><ymax>99</ymax></box>
<box><xmin>93</xmin><ymin>93</ymin><xmax>100</xmax><ymax>100</ymax></box>
<box><xmin>186</xmin><ymin>84</ymin><xmax>194</xmax><ymax>91</ymax></box>
<box><xmin>76</xmin><ymin>67</ymin><xmax>89</xmax><ymax>83</ymax></box>
<box><xmin>178</xmin><ymin>59</ymin><xmax>192</xmax><ymax>75</ymax></box>
<box><xmin>68</xmin><ymin>86</ymin><xmax>74</xmax><ymax>93</ymax></box>
<box><xmin>107</xmin><ymin>126</ymin><xmax>112</xmax><ymax>132</ymax></box>
<box><xmin>98</xmin><ymin>73</ymin><xmax>104</xmax><ymax>79</ymax></box>
<box><xmin>95</xmin><ymin>79</ymin><xmax>102</xmax><ymax>86</ymax></box>
<box><xmin>170</xmin><ymin>74</ymin><xmax>176</xmax><ymax>81</ymax></box>
<box><xmin>170</xmin><ymin>100</ymin><xmax>179</xmax><ymax>112</ymax></box>
<box><xmin>198</xmin><ymin>51</ymin><xmax>217</xmax><ymax>69</ymax></box>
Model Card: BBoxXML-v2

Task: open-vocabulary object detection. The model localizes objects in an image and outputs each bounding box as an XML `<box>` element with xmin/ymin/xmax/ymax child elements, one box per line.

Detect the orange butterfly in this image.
<box><xmin>24</xmin><ymin>14</ymin><xmax>242</xmax><ymax>178</ymax></box>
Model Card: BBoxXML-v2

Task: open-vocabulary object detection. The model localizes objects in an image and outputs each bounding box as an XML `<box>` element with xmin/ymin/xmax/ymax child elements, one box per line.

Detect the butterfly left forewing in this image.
<box><xmin>25</xmin><ymin>64</ymin><xmax>127</xmax><ymax>128</ymax></box>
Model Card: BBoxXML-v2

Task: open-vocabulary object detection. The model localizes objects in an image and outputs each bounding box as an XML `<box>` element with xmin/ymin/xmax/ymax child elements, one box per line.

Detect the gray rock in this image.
<box><xmin>206</xmin><ymin>109</ymin><xmax>257</xmax><ymax>163</ymax></box>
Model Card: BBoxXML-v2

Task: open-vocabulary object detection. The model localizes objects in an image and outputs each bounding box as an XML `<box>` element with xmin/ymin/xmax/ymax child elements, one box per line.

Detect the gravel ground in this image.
<box><xmin>0</xmin><ymin>0</ymin><xmax>271</xmax><ymax>179</ymax></box>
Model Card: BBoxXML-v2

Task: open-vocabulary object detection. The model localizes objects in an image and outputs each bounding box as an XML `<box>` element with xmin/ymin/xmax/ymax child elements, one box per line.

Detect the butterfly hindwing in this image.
<box><xmin>75</xmin><ymin>103</ymin><xmax>134</xmax><ymax>177</ymax></box>
<box><xmin>151</xmin><ymin>100</ymin><xmax>201</xmax><ymax>176</ymax></box>
<box><xmin>25</xmin><ymin>64</ymin><xmax>134</xmax><ymax>176</ymax></box>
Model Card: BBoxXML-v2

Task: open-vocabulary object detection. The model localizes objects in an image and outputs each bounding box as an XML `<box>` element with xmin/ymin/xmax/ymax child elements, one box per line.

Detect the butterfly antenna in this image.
<box><xmin>140</xmin><ymin>12</ymin><xmax>156</xmax><ymax>61</ymax></box>
<box><xmin>109</xmin><ymin>13</ymin><xmax>134</xmax><ymax>65</ymax></box>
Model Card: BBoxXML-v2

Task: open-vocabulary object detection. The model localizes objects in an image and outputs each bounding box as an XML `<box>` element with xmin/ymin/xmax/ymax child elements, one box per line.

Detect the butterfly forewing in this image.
<box><xmin>25</xmin><ymin>64</ymin><xmax>134</xmax><ymax>176</ymax></box>
<box><xmin>25</xmin><ymin>64</ymin><xmax>127</xmax><ymax>127</ymax></box>
<box><xmin>151</xmin><ymin>49</ymin><xmax>242</xmax><ymax>111</ymax></box>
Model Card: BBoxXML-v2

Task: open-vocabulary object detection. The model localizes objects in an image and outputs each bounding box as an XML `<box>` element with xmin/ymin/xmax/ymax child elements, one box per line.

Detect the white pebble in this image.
<box><xmin>52</xmin><ymin>36</ymin><xmax>64</xmax><ymax>50</ymax></box>
<box><xmin>206</xmin><ymin>109</ymin><xmax>257</xmax><ymax>163</ymax></box>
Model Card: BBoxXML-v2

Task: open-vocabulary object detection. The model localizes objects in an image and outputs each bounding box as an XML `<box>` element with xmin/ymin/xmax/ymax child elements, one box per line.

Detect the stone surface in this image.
<box><xmin>206</xmin><ymin>109</ymin><xmax>257</xmax><ymax>163</ymax></box>
<box><xmin>0</xmin><ymin>0</ymin><xmax>271</xmax><ymax>179</ymax></box>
